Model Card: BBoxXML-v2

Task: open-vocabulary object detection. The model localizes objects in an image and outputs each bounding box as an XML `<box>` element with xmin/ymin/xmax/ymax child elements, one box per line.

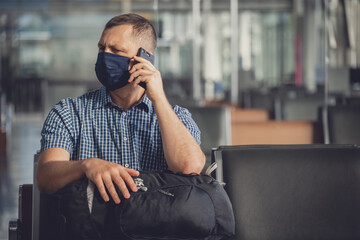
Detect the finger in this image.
<box><xmin>129</xmin><ymin>62</ymin><xmax>146</xmax><ymax>72</ymax></box>
<box><xmin>131</xmin><ymin>76</ymin><xmax>145</xmax><ymax>88</ymax></box>
<box><xmin>133</xmin><ymin>55</ymin><xmax>151</xmax><ymax>64</ymax></box>
<box><xmin>133</xmin><ymin>76</ymin><xmax>153</xmax><ymax>89</ymax></box>
<box><xmin>94</xmin><ymin>175</ymin><xmax>110</xmax><ymax>202</ymax></box>
<box><xmin>130</xmin><ymin>58</ymin><xmax>154</xmax><ymax>71</ymax></box>
<box><xmin>129</xmin><ymin>64</ymin><xmax>154</xmax><ymax>75</ymax></box>
<box><xmin>126</xmin><ymin>168</ymin><xmax>140</xmax><ymax>177</ymax></box>
<box><xmin>128</xmin><ymin>69</ymin><xmax>153</xmax><ymax>82</ymax></box>
<box><xmin>128</xmin><ymin>59</ymin><xmax>136</xmax><ymax>70</ymax></box>
<box><xmin>102</xmin><ymin>174</ymin><xmax>121</xmax><ymax>204</ymax></box>
<box><xmin>113</xmin><ymin>174</ymin><xmax>131</xmax><ymax>199</ymax></box>
<box><xmin>128</xmin><ymin>69</ymin><xmax>152</xmax><ymax>82</ymax></box>
<box><xmin>121</xmin><ymin>171</ymin><xmax>138</xmax><ymax>192</ymax></box>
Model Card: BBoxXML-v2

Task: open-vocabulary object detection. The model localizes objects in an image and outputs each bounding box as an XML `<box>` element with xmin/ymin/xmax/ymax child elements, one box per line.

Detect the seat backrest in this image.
<box><xmin>242</xmin><ymin>89</ymin><xmax>276</xmax><ymax>113</ymax></box>
<box><xmin>18</xmin><ymin>184</ymin><xmax>33</xmax><ymax>240</ymax></box>
<box><xmin>33</xmin><ymin>153</ymin><xmax>61</xmax><ymax>240</ymax></box>
<box><xmin>326</xmin><ymin>105</ymin><xmax>360</xmax><ymax>145</ymax></box>
<box><xmin>328</xmin><ymin>67</ymin><xmax>350</xmax><ymax>94</ymax></box>
<box><xmin>282</xmin><ymin>94</ymin><xmax>324</xmax><ymax>121</ymax></box>
<box><xmin>186</xmin><ymin>106</ymin><xmax>231</xmax><ymax>155</ymax></box>
<box><xmin>33</xmin><ymin>153</ymin><xmax>39</xmax><ymax>240</ymax></box>
<box><xmin>213</xmin><ymin>144</ymin><xmax>360</xmax><ymax>240</ymax></box>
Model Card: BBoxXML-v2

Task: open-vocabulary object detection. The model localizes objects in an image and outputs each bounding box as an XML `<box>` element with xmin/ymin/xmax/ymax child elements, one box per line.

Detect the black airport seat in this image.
<box><xmin>9</xmin><ymin>185</ymin><xmax>60</xmax><ymax>240</ymax></box>
<box><xmin>9</xmin><ymin>153</ymin><xmax>61</xmax><ymax>240</ymax></box>
<box><xmin>9</xmin><ymin>184</ymin><xmax>32</xmax><ymax>240</ymax></box>
<box><xmin>186</xmin><ymin>106</ymin><xmax>231</xmax><ymax>169</ymax></box>
<box><xmin>281</xmin><ymin>94</ymin><xmax>324</xmax><ymax>121</ymax></box>
<box><xmin>345</xmin><ymin>96</ymin><xmax>360</xmax><ymax>105</ymax></box>
<box><xmin>212</xmin><ymin>144</ymin><xmax>360</xmax><ymax>240</ymax></box>
<box><xmin>324</xmin><ymin>105</ymin><xmax>360</xmax><ymax>145</ymax></box>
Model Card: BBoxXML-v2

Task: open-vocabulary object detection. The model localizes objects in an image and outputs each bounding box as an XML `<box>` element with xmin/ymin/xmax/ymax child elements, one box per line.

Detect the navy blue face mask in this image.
<box><xmin>95</xmin><ymin>52</ymin><xmax>131</xmax><ymax>91</ymax></box>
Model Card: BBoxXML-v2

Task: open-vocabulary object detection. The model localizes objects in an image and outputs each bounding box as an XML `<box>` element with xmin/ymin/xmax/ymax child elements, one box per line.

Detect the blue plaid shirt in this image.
<box><xmin>40</xmin><ymin>86</ymin><xmax>201</xmax><ymax>171</ymax></box>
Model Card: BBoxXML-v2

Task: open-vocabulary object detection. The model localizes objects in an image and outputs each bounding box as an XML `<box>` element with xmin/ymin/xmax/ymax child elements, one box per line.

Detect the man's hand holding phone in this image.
<box><xmin>128</xmin><ymin>48</ymin><xmax>166</xmax><ymax>103</ymax></box>
<box><xmin>135</xmin><ymin>48</ymin><xmax>155</xmax><ymax>89</ymax></box>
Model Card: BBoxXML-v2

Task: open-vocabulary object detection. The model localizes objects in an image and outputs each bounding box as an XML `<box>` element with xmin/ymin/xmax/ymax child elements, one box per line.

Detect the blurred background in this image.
<box><xmin>0</xmin><ymin>0</ymin><xmax>359</xmax><ymax>239</ymax></box>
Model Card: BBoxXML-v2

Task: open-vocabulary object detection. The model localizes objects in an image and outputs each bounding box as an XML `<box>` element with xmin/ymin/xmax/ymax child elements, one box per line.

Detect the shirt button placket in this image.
<box><xmin>121</xmin><ymin>111</ymin><xmax>129</xmax><ymax>168</ymax></box>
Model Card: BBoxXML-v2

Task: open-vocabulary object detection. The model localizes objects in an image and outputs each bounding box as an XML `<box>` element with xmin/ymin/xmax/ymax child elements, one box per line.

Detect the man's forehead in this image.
<box><xmin>100</xmin><ymin>26</ymin><xmax>138</xmax><ymax>45</ymax></box>
<box><xmin>102</xmin><ymin>25</ymin><xmax>134</xmax><ymax>39</ymax></box>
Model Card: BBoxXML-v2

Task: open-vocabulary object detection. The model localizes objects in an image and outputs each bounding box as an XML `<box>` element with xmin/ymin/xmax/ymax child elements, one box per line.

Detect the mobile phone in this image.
<box><xmin>136</xmin><ymin>47</ymin><xmax>155</xmax><ymax>89</ymax></box>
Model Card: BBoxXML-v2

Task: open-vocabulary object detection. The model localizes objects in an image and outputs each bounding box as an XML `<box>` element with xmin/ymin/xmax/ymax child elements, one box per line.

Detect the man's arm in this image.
<box><xmin>37</xmin><ymin>147</ymin><xmax>139</xmax><ymax>204</ymax></box>
<box><xmin>37</xmin><ymin>148</ymin><xmax>83</xmax><ymax>193</ymax></box>
<box><xmin>129</xmin><ymin>56</ymin><xmax>205</xmax><ymax>174</ymax></box>
<box><xmin>153</xmin><ymin>98</ymin><xmax>205</xmax><ymax>174</ymax></box>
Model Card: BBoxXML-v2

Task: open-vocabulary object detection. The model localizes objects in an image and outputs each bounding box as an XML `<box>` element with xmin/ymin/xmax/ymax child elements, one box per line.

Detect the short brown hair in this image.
<box><xmin>104</xmin><ymin>13</ymin><xmax>157</xmax><ymax>52</ymax></box>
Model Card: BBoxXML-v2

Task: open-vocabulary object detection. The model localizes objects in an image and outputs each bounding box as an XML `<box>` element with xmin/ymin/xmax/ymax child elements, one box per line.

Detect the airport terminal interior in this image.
<box><xmin>0</xmin><ymin>0</ymin><xmax>360</xmax><ymax>239</ymax></box>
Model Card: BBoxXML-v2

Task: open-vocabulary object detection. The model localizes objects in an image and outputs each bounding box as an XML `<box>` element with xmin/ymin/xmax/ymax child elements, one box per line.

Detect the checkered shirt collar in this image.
<box><xmin>93</xmin><ymin>86</ymin><xmax>151</xmax><ymax>112</ymax></box>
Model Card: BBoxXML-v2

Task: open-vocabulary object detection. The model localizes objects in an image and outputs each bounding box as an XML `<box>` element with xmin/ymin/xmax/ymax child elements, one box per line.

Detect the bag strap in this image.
<box><xmin>205</xmin><ymin>162</ymin><xmax>226</xmax><ymax>186</ymax></box>
<box><xmin>205</xmin><ymin>162</ymin><xmax>218</xmax><ymax>176</ymax></box>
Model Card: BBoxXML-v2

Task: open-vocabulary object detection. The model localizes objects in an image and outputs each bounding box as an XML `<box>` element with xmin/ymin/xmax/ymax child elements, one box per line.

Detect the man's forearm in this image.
<box><xmin>37</xmin><ymin>160</ymin><xmax>85</xmax><ymax>194</ymax></box>
<box><xmin>153</xmin><ymin>96</ymin><xmax>205</xmax><ymax>174</ymax></box>
<box><xmin>38</xmin><ymin>149</ymin><xmax>140</xmax><ymax>203</ymax></box>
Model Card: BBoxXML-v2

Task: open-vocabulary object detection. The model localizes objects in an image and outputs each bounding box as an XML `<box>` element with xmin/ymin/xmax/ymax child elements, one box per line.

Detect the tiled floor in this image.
<box><xmin>0</xmin><ymin>114</ymin><xmax>43</xmax><ymax>240</ymax></box>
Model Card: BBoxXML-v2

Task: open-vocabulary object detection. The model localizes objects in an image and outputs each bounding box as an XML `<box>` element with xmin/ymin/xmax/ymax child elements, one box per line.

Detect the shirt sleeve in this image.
<box><xmin>40</xmin><ymin>99</ymin><xmax>74</xmax><ymax>153</ymax></box>
<box><xmin>173</xmin><ymin>105</ymin><xmax>201</xmax><ymax>146</ymax></box>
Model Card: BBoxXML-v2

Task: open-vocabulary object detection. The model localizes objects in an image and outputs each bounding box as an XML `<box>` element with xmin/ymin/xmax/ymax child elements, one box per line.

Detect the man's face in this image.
<box><xmin>97</xmin><ymin>24</ymin><xmax>139</xmax><ymax>58</ymax></box>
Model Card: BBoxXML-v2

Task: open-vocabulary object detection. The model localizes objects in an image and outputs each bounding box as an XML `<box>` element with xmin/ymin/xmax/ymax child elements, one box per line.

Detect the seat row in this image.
<box><xmin>10</xmin><ymin>144</ymin><xmax>360</xmax><ymax>240</ymax></box>
<box><xmin>188</xmin><ymin>104</ymin><xmax>360</xmax><ymax>167</ymax></box>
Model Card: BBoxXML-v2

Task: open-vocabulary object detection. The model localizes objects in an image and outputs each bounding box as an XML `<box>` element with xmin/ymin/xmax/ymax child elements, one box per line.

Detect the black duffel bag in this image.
<box><xmin>55</xmin><ymin>169</ymin><xmax>235</xmax><ymax>240</ymax></box>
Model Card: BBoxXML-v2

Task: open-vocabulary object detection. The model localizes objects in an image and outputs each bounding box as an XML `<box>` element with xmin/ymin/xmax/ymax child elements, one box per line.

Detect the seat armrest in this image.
<box><xmin>8</xmin><ymin>184</ymin><xmax>33</xmax><ymax>240</ymax></box>
<box><xmin>9</xmin><ymin>219</ymin><xmax>20</xmax><ymax>240</ymax></box>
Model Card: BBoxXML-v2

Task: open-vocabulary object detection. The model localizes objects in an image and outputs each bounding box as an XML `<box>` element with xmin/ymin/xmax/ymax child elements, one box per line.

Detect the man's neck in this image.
<box><xmin>109</xmin><ymin>85</ymin><xmax>145</xmax><ymax>110</ymax></box>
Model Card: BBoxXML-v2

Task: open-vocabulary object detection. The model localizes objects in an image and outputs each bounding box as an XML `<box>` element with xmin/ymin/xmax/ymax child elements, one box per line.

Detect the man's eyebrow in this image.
<box><xmin>97</xmin><ymin>42</ymin><xmax>127</xmax><ymax>52</ymax></box>
<box><xmin>111</xmin><ymin>45</ymin><xmax>128</xmax><ymax>52</ymax></box>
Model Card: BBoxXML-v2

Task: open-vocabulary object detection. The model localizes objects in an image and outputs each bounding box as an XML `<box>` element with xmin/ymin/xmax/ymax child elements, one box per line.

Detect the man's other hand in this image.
<box><xmin>81</xmin><ymin>158</ymin><xmax>139</xmax><ymax>204</ymax></box>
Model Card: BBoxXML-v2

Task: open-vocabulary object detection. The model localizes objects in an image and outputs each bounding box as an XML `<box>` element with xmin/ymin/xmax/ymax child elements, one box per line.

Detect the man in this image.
<box><xmin>37</xmin><ymin>13</ymin><xmax>205</xmax><ymax>204</ymax></box>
